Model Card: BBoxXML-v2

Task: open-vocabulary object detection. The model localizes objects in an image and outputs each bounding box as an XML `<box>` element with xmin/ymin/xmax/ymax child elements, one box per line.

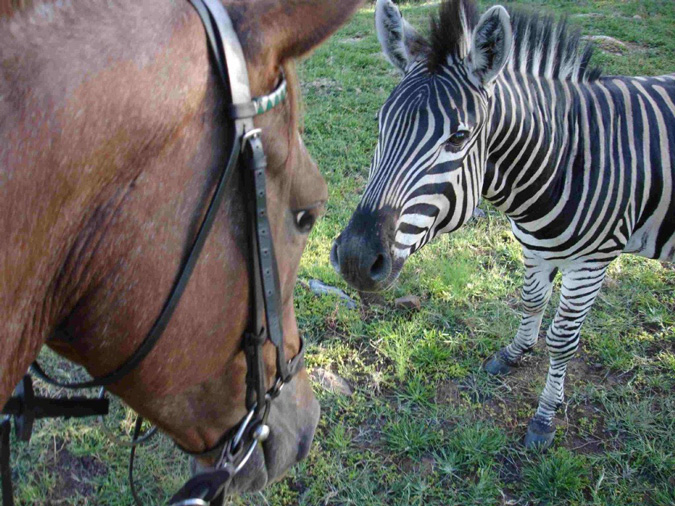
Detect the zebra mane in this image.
<box><xmin>429</xmin><ymin>0</ymin><xmax>478</xmax><ymax>70</ymax></box>
<box><xmin>429</xmin><ymin>0</ymin><xmax>602</xmax><ymax>82</ymax></box>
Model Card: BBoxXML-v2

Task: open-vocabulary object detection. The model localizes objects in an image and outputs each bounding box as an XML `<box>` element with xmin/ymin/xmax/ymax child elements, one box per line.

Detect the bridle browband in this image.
<box><xmin>0</xmin><ymin>1</ymin><xmax>301</xmax><ymax>505</ymax></box>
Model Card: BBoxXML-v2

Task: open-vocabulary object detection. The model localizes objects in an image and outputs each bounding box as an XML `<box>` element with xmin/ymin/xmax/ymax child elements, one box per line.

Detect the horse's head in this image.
<box><xmin>137</xmin><ymin>1</ymin><xmax>368</xmax><ymax>492</ymax></box>
<box><xmin>331</xmin><ymin>0</ymin><xmax>512</xmax><ymax>292</ymax></box>
<box><xmin>0</xmin><ymin>0</ymin><xmax>361</xmax><ymax>495</ymax></box>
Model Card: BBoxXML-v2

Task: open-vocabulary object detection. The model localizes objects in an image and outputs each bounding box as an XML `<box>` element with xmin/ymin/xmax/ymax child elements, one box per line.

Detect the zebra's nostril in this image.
<box><xmin>330</xmin><ymin>240</ymin><xmax>341</xmax><ymax>273</ymax></box>
<box><xmin>369</xmin><ymin>253</ymin><xmax>390</xmax><ymax>281</ymax></box>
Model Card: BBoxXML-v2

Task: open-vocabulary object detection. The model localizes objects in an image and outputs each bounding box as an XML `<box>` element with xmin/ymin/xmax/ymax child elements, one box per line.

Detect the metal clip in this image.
<box><xmin>229</xmin><ymin>407</ymin><xmax>255</xmax><ymax>455</ymax></box>
<box><xmin>240</xmin><ymin>128</ymin><xmax>262</xmax><ymax>153</ymax></box>
<box><xmin>268</xmin><ymin>377</ymin><xmax>285</xmax><ymax>400</ymax></box>
<box><xmin>170</xmin><ymin>500</ymin><xmax>209</xmax><ymax>506</ymax></box>
<box><xmin>215</xmin><ymin>400</ymin><xmax>273</xmax><ymax>475</ymax></box>
<box><xmin>234</xmin><ymin>439</ymin><xmax>259</xmax><ymax>474</ymax></box>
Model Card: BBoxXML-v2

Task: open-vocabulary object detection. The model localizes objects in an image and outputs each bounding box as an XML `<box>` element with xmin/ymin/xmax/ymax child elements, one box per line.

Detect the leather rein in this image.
<box><xmin>0</xmin><ymin>1</ymin><xmax>302</xmax><ymax>504</ymax></box>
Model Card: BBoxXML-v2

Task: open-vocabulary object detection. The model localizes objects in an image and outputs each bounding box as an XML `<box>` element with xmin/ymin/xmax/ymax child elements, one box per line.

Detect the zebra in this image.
<box><xmin>330</xmin><ymin>0</ymin><xmax>675</xmax><ymax>447</ymax></box>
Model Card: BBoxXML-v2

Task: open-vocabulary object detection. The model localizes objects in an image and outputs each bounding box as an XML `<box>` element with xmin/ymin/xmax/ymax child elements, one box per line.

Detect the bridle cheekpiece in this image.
<box><xmin>0</xmin><ymin>1</ymin><xmax>301</xmax><ymax>505</ymax></box>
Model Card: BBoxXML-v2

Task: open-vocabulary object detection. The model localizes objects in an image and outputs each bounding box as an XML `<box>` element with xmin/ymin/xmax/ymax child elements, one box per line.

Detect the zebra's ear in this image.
<box><xmin>376</xmin><ymin>0</ymin><xmax>429</xmax><ymax>74</ymax></box>
<box><xmin>468</xmin><ymin>6</ymin><xmax>512</xmax><ymax>86</ymax></box>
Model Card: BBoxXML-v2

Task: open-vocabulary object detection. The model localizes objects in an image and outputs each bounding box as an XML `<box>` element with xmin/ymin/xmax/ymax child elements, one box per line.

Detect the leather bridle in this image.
<box><xmin>1</xmin><ymin>0</ymin><xmax>303</xmax><ymax>504</ymax></box>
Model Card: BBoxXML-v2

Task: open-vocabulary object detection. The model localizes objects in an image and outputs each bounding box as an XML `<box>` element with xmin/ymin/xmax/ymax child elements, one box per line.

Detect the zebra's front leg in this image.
<box><xmin>484</xmin><ymin>252</ymin><xmax>558</xmax><ymax>375</ymax></box>
<box><xmin>524</xmin><ymin>262</ymin><xmax>610</xmax><ymax>448</ymax></box>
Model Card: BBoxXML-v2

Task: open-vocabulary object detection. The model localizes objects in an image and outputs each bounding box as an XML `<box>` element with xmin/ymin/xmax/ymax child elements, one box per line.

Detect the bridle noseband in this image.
<box><xmin>1</xmin><ymin>0</ymin><xmax>302</xmax><ymax>505</ymax></box>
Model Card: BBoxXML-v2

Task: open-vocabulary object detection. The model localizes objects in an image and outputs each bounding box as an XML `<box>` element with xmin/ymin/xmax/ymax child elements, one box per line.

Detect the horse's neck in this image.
<box><xmin>0</xmin><ymin>0</ymin><xmax>211</xmax><ymax>402</ymax></box>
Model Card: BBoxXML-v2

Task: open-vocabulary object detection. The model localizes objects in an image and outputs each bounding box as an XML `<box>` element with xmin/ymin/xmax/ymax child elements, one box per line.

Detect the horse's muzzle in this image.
<box><xmin>191</xmin><ymin>373</ymin><xmax>319</xmax><ymax>495</ymax></box>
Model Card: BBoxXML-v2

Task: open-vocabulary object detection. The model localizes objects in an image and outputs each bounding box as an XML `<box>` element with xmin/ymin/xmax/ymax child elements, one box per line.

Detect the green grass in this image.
<box><xmin>8</xmin><ymin>1</ymin><xmax>675</xmax><ymax>505</ymax></box>
<box><xmin>522</xmin><ymin>449</ymin><xmax>589</xmax><ymax>505</ymax></box>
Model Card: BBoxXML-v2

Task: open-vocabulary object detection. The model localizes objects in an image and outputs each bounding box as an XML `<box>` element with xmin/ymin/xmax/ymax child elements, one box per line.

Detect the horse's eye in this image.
<box><xmin>444</xmin><ymin>130</ymin><xmax>471</xmax><ymax>152</ymax></box>
<box><xmin>294</xmin><ymin>210</ymin><xmax>316</xmax><ymax>233</ymax></box>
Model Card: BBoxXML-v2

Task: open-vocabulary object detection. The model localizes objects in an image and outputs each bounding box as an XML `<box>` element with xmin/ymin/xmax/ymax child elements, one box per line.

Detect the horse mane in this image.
<box><xmin>429</xmin><ymin>0</ymin><xmax>602</xmax><ymax>82</ymax></box>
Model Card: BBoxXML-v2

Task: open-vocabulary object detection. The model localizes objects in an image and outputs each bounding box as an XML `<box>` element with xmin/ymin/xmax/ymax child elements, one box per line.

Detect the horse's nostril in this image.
<box><xmin>370</xmin><ymin>253</ymin><xmax>388</xmax><ymax>281</ymax></box>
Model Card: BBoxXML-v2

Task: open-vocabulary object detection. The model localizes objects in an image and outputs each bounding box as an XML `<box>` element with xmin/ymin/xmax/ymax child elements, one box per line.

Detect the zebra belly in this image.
<box><xmin>623</xmin><ymin>167</ymin><xmax>675</xmax><ymax>261</ymax></box>
<box><xmin>622</xmin><ymin>75</ymin><xmax>675</xmax><ymax>261</ymax></box>
<box><xmin>625</xmin><ymin>222</ymin><xmax>675</xmax><ymax>261</ymax></box>
<box><xmin>508</xmin><ymin>218</ymin><xmax>626</xmax><ymax>268</ymax></box>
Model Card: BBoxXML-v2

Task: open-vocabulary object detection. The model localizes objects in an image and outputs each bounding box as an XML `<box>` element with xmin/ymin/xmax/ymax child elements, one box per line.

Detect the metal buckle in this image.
<box><xmin>268</xmin><ymin>377</ymin><xmax>285</xmax><ymax>400</ymax></box>
<box><xmin>234</xmin><ymin>439</ymin><xmax>259</xmax><ymax>474</ymax></box>
<box><xmin>231</xmin><ymin>419</ymin><xmax>271</xmax><ymax>474</ymax></box>
<box><xmin>241</xmin><ymin>128</ymin><xmax>262</xmax><ymax>153</ymax></box>
<box><xmin>217</xmin><ymin>395</ymin><xmax>274</xmax><ymax>474</ymax></box>
<box><xmin>170</xmin><ymin>500</ymin><xmax>209</xmax><ymax>506</ymax></box>
<box><xmin>225</xmin><ymin>407</ymin><xmax>255</xmax><ymax>459</ymax></box>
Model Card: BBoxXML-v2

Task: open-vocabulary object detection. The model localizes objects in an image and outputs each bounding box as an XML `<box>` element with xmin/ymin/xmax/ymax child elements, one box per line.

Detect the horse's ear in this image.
<box><xmin>467</xmin><ymin>6</ymin><xmax>512</xmax><ymax>86</ymax></box>
<box><xmin>376</xmin><ymin>0</ymin><xmax>429</xmax><ymax>74</ymax></box>
<box><xmin>250</xmin><ymin>0</ymin><xmax>366</xmax><ymax>63</ymax></box>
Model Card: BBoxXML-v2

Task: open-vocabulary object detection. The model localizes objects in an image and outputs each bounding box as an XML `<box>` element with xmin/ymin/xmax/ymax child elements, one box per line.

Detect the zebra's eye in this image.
<box><xmin>294</xmin><ymin>209</ymin><xmax>317</xmax><ymax>233</ymax></box>
<box><xmin>444</xmin><ymin>130</ymin><xmax>471</xmax><ymax>152</ymax></box>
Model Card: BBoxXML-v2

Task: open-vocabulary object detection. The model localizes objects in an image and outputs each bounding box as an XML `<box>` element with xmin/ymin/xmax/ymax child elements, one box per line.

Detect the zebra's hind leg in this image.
<box><xmin>484</xmin><ymin>252</ymin><xmax>558</xmax><ymax>375</ymax></box>
<box><xmin>525</xmin><ymin>261</ymin><xmax>611</xmax><ymax>449</ymax></box>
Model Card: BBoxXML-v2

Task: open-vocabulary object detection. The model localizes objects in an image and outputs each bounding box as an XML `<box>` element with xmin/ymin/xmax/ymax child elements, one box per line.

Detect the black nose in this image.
<box><xmin>331</xmin><ymin>213</ymin><xmax>393</xmax><ymax>292</ymax></box>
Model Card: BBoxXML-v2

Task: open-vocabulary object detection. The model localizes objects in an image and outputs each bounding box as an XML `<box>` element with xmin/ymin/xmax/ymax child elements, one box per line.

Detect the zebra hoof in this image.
<box><xmin>483</xmin><ymin>350</ymin><xmax>515</xmax><ymax>376</ymax></box>
<box><xmin>524</xmin><ymin>417</ymin><xmax>555</xmax><ymax>449</ymax></box>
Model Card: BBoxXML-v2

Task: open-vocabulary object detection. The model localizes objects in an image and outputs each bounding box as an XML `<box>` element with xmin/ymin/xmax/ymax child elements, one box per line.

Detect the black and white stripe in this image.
<box><xmin>345</xmin><ymin>0</ymin><xmax>675</xmax><ymax>442</ymax></box>
<box><xmin>363</xmin><ymin>61</ymin><xmax>489</xmax><ymax>259</ymax></box>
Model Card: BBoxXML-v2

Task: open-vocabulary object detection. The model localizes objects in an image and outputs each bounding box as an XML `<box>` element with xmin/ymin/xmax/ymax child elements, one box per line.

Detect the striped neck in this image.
<box><xmin>482</xmin><ymin>71</ymin><xmax>582</xmax><ymax>225</ymax></box>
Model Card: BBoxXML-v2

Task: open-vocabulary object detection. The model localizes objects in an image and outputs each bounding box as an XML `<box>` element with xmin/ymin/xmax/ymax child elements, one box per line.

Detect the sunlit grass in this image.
<box><xmin>11</xmin><ymin>1</ymin><xmax>675</xmax><ymax>505</ymax></box>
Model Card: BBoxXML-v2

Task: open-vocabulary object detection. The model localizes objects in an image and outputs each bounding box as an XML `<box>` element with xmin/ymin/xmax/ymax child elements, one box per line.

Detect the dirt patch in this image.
<box><xmin>398</xmin><ymin>455</ymin><xmax>436</xmax><ymax>477</ymax></box>
<box><xmin>301</xmin><ymin>77</ymin><xmax>343</xmax><ymax>96</ymax></box>
<box><xmin>435</xmin><ymin>344</ymin><xmax>619</xmax><ymax>454</ymax></box>
<box><xmin>43</xmin><ymin>441</ymin><xmax>108</xmax><ymax>503</ymax></box>
<box><xmin>339</xmin><ymin>35</ymin><xmax>366</xmax><ymax>44</ymax></box>
<box><xmin>582</xmin><ymin>35</ymin><xmax>648</xmax><ymax>56</ymax></box>
<box><xmin>573</xmin><ymin>13</ymin><xmax>644</xmax><ymax>21</ymax></box>
<box><xmin>359</xmin><ymin>290</ymin><xmax>386</xmax><ymax>308</ymax></box>
<box><xmin>436</xmin><ymin>381</ymin><xmax>460</xmax><ymax>405</ymax></box>
<box><xmin>497</xmin><ymin>452</ymin><xmax>523</xmax><ymax>485</ymax></box>
<box><xmin>564</xmin><ymin>402</ymin><xmax>607</xmax><ymax>455</ymax></box>
<box><xmin>311</xmin><ymin>368</ymin><xmax>354</xmax><ymax>396</ymax></box>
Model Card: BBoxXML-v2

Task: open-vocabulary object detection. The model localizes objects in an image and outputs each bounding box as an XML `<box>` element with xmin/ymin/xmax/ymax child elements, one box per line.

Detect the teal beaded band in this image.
<box><xmin>251</xmin><ymin>76</ymin><xmax>288</xmax><ymax>115</ymax></box>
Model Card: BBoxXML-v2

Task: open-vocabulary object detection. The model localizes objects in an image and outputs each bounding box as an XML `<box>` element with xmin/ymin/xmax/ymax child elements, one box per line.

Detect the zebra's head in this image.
<box><xmin>332</xmin><ymin>0</ymin><xmax>513</xmax><ymax>292</ymax></box>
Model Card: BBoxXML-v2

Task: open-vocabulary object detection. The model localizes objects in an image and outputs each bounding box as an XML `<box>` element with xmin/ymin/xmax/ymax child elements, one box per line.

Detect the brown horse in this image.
<box><xmin>0</xmin><ymin>0</ymin><xmax>362</xmax><ymax>496</ymax></box>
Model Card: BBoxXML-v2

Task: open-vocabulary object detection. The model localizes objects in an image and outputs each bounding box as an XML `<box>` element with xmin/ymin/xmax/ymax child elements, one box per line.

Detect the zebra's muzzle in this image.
<box><xmin>331</xmin><ymin>208</ymin><xmax>398</xmax><ymax>292</ymax></box>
